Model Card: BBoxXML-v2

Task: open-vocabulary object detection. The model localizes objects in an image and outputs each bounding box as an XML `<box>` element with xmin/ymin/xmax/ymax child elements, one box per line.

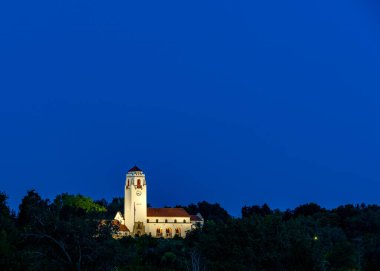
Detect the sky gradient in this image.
<box><xmin>1</xmin><ymin>0</ymin><xmax>380</xmax><ymax>216</ymax></box>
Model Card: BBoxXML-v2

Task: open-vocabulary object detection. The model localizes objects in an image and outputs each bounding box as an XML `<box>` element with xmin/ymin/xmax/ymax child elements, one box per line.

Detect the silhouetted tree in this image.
<box><xmin>3</xmin><ymin>188</ymin><xmax>380</xmax><ymax>271</ymax></box>
<box><xmin>17</xmin><ymin>189</ymin><xmax>50</xmax><ymax>229</ymax></box>
<box><xmin>105</xmin><ymin>197</ymin><xmax>124</xmax><ymax>219</ymax></box>
<box><xmin>242</xmin><ymin>203</ymin><xmax>272</xmax><ymax>218</ymax></box>
<box><xmin>177</xmin><ymin>201</ymin><xmax>230</xmax><ymax>223</ymax></box>
<box><xmin>0</xmin><ymin>192</ymin><xmax>21</xmax><ymax>270</ymax></box>
<box><xmin>293</xmin><ymin>202</ymin><xmax>325</xmax><ymax>217</ymax></box>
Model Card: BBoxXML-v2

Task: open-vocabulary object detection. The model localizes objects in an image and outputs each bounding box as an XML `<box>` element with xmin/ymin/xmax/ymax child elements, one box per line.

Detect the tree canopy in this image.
<box><xmin>1</xmin><ymin>190</ymin><xmax>380</xmax><ymax>270</ymax></box>
<box><xmin>54</xmin><ymin>193</ymin><xmax>107</xmax><ymax>213</ymax></box>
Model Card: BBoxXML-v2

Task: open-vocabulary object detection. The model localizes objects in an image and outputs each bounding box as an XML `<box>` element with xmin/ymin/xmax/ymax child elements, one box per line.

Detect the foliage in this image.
<box><xmin>18</xmin><ymin>189</ymin><xmax>50</xmax><ymax>229</ymax></box>
<box><xmin>177</xmin><ymin>201</ymin><xmax>230</xmax><ymax>223</ymax></box>
<box><xmin>0</xmin><ymin>192</ymin><xmax>20</xmax><ymax>270</ymax></box>
<box><xmin>54</xmin><ymin>193</ymin><xmax>107</xmax><ymax>214</ymax></box>
<box><xmin>105</xmin><ymin>197</ymin><xmax>124</xmax><ymax>219</ymax></box>
<box><xmin>1</xmin><ymin>190</ymin><xmax>380</xmax><ymax>270</ymax></box>
<box><xmin>242</xmin><ymin>203</ymin><xmax>272</xmax><ymax>217</ymax></box>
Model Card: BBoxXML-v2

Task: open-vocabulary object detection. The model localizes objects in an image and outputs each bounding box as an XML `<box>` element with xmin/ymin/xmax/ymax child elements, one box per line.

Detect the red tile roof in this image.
<box><xmin>111</xmin><ymin>220</ymin><xmax>120</xmax><ymax>226</ymax></box>
<box><xmin>111</xmin><ymin>220</ymin><xmax>130</xmax><ymax>232</ymax></box>
<box><xmin>147</xmin><ymin>208</ymin><xmax>190</xmax><ymax>217</ymax></box>
<box><xmin>119</xmin><ymin>224</ymin><xmax>130</xmax><ymax>232</ymax></box>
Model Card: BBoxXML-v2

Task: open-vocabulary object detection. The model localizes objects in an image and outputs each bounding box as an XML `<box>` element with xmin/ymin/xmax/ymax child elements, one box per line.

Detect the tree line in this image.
<box><xmin>1</xmin><ymin>190</ymin><xmax>380</xmax><ymax>270</ymax></box>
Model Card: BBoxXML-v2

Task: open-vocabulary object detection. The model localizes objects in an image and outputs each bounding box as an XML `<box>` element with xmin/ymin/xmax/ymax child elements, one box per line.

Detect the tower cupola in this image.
<box><xmin>128</xmin><ymin>165</ymin><xmax>143</xmax><ymax>172</ymax></box>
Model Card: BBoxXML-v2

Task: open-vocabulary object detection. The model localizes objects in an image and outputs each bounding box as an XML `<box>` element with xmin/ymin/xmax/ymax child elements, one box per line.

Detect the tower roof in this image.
<box><xmin>128</xmin><ymin>165</ymin><xmax>143</xmax><ymax>172</ymax></box>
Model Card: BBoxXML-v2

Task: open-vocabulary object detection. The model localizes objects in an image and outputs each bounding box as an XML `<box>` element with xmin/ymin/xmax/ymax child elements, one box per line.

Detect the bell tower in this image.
<box><xmin>124</xmin><ymin>166</ymin><xmax>147</xmax><ymax>235</ymax></box>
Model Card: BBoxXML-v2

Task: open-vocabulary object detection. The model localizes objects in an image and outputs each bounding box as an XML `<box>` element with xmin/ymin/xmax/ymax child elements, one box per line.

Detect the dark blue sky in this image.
<box><xmin>1</xmin><ymin>0</ymin><xmax>380</xmax><ymax>216</ymax></box>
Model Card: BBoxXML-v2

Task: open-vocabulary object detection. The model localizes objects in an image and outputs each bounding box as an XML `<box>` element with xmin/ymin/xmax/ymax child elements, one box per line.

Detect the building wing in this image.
<box><xmin>147</xmin><ymin>208</ymin><xmax>190</xmax><ymax>217</ymax></box>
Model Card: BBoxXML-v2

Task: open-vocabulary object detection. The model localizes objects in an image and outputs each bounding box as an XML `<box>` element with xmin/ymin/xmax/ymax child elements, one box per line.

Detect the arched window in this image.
<box><xmin>175</xmin><ymin>228</ymin><xmax>181</xmax><ymax>237</ymax></box>
<box><xmin>174</xmin><ymin>219</ymin><xmax>177</xmax><ymax>223</ymax></box>
<box><xmin>147</xmin><ymin>219</ymin><xmax>149</xmax><ymax>223</ymax></box>
<box><xmin>137</xmin><ymin>179</ymin><xmax>142</xmax><ymax>188</ymax></box>
<box><xmin>127</xmin><ymin>179</ymin><xmax>130</xmax><ymax>187</ymax></box>
<box><xmin>166</xmin><ymin>228</ymin><xmax>172</xmax><ymax>238</ymax></box>
<box><xmin>156</xmin><ymin>219</ymin><xmax>159</xmax><ymax>223</ymax></box>
<box><xmin>165</xmin><ymin>219</ymin><xmax>168</xmax><ymax>223</ymax></box>
<box><xmin>156</xmin><ymin>228</ymin><xmax>162</xmax><ymax>237</ymax></box>
<box><xmin>183</xmin><ymin>219</ymin><xmax>186</xmax><ymax>223</ymax></box>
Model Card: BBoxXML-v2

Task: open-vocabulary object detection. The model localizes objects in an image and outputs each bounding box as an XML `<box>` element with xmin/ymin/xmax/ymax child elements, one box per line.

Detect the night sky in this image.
<box><xmin>1</xmin><ymin>0</ymin><xmax>380</xmax><ymax>216</ymax></box>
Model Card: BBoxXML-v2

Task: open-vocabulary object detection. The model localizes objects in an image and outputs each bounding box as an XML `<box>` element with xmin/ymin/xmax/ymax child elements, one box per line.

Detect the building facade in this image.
<box><xmin>113</xmin><ymin>166</ymin><xmax>203</xmax><ymax>238</ymax></box>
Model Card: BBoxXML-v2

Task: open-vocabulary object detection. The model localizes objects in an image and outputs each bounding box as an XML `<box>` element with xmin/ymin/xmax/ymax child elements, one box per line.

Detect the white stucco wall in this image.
<box><xmin>145</xmin><ymin>218</ymin><xmax>192</xmax><ymax>238</ymax></box>
<box><xmin>114</xmin><ymin>211</ymin><xmax>124</xmax><ymax>224</ymax></box>
<box><xmin>124</xmin><ymin>170</ymin><xmax>147</xmax><ymax>231</ymax></box>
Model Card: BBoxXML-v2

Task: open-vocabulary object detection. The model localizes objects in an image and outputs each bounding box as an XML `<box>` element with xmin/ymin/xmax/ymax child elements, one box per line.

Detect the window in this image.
<box><xmin>183</xmin><ymin>219</ymin><xmax>186</xmax><ymax>223</ymax></box>
<box><xmin>174</xmin><ymin>219</ymin><xmax>177</xmax><ymax>223</ymax></box>
<box><xmin>175</xmin><ymin>228</ymin><xmax>181</xmax><ymax>237</ymax></box>
<box><xmin>147</xmin><ymin>219</ymin><xmax>149</xmax><ymax>223</ymax></box>
<box><xmin>156</xmin><ymin>219</ymin><xmax>158</xmax><ymax>223</ymax></box>
<box><xmin>156</xmin><ymin>228</ymin><xmax>162</xmax><ymax>237</ymax></box>
<box><xmin>166</xmin><ymin>228</ymin><xmax>172</xmax><ymax>238</ymax></box>
<box><xmin>137</xmin><ymin>179</ymin><xmax>142</xmax><ymax>188</ymax></box>
<box><xmin>165</xmin><ymin>219</ymin><xmax>168</xmax><ymax>223</ymax></box>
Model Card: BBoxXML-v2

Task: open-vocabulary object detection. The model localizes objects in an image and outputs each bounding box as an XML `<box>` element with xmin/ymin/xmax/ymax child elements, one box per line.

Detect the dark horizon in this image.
<box><xmin>3</xmin><ymin>167</ymin><xmax>380</xmax><ymax>217</ymax></box>
<box><xmin>1</xmin><ymin>0</ymin><xmax>380</xmax><ymax>217</ymax></box>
